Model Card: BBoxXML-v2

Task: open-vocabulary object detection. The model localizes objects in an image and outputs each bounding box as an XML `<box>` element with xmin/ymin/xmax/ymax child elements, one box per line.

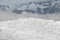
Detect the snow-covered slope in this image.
<box><xmin>0</xmin><ymin>18</ymin><xmax>60</xmax><ymax>40</ymax></box>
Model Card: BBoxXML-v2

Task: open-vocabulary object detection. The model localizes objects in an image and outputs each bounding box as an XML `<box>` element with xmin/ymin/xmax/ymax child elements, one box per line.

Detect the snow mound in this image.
<box><xmin>0</xmin><ymin>18</ymin><xmax>60</xmax><ymax>40</ymax></box>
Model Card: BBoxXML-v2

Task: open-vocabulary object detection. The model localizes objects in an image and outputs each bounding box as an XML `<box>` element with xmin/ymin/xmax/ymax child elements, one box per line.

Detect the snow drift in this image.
<box><xmin>0</xmin><ymin>18</ymin><xmax>60</xmax><ymax>40</ymax></box>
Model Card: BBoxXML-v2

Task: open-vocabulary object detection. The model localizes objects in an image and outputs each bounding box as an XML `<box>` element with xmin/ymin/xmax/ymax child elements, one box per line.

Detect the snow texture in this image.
<box><xmin>0</xmin><ymin>18</ymin><xmax>60</xmax><ymax>40</ymax></box>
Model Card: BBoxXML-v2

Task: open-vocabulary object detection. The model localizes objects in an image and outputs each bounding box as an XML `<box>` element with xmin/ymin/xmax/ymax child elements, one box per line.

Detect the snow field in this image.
<box><xmin>0</xmin><ymin>18</ymin><xmax>60</xmax><ymax>40</ymax></box>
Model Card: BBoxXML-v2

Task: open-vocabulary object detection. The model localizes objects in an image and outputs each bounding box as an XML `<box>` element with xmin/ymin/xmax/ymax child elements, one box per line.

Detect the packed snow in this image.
<box><xmin>0</xmin><ymin>18</ymin><xmax>60</xmax><ymax>40</ymax></box>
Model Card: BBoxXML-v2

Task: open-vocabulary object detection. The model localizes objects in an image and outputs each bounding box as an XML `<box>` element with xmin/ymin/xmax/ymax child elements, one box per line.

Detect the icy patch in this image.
<box><xmin>0</xmin><ymin>18</ymin><xmax>60</xmax><ymax>40</ymax></box>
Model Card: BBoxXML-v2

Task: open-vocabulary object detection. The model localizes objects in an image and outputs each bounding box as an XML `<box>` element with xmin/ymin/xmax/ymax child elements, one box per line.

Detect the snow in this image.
<box><xmin>0</xmin><ymin>0</ymin><xmax>42</xmax><ymax>10</ymax></box>
<box><xmin>0</xmin><ymin>17</ymin><xmax>60</xmax><ymax>40</ymax></box>
<box><xmin>0</xmin><ymin>0</ymin><xmax>60</xmax><ymax>40</ymax></box>
<box><xmin>0</xmin><ymin>0</ymin><xmax>57</xmax><ymax>10</ymax></box>
<box><xmin>17</xmin><ymin>4</ymin><xmax>27</xmax><ymax>10</ymax></box>
<box><xmin>28</xmin><ymin>3</ymin><xmax>37</xmax><ymax>11</ymax></box>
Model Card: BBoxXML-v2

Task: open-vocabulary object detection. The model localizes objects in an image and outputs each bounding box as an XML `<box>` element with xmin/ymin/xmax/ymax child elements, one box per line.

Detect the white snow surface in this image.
<box><xmin>0</xmin><ymin>18</ymin><xmax>60</xmax><ymax>40</ymax></box>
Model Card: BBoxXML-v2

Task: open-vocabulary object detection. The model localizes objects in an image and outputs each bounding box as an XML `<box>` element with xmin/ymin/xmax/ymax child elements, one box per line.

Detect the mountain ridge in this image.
<box><xmin>0</xmin><ymin>0</ymin><xmax>60</xmax><ymax>14</ymax></box>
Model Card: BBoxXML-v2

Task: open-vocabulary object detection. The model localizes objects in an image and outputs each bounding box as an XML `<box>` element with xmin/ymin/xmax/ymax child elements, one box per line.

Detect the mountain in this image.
<box><xmin>0</xmin><ymin>0</ymin><xmax>60</xmax><ymax>14</ymax></box>
<box><xmin>12</xmin><ymin>0</ymin><xmax>60</xmax><ymax>14</ymax></box>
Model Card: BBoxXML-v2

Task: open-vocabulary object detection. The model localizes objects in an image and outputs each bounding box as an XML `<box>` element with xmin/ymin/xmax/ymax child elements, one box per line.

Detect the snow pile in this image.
<box><xmin>0</xmin><ymin>18</ymin><xmax>60</xmax><ymax>40</ymax></box>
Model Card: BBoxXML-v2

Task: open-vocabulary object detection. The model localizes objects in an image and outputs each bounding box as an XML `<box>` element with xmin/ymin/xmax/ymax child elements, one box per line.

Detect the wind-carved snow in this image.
<box><xmin>0</xmin><ymin>18</ymin><xmax>60</xmax><ymax>40</ymax></box>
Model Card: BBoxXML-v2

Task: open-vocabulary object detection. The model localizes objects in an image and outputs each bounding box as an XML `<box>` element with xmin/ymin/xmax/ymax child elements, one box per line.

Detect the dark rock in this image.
<box><xmin>12</xmin><ymin>9</ymin><xmax>23</xmax><ymax>14</ymax></box>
